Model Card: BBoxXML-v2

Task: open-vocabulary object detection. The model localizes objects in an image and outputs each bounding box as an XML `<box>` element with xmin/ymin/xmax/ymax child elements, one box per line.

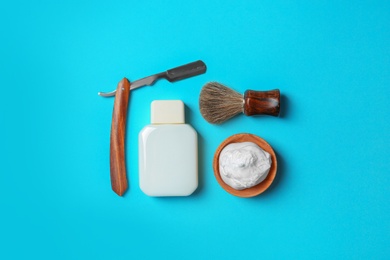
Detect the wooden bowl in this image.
<box><xmin>213</xmin><ymin>133</ymin><xmax>277</xmax><ymax>198</ymax></box>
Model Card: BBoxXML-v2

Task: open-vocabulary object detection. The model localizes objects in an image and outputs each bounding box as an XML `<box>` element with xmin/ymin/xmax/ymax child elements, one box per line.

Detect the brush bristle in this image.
<box><xmin>199</xmin><ymin>82</ymin><xmax>243</xmax><ymax>124</ymax></box>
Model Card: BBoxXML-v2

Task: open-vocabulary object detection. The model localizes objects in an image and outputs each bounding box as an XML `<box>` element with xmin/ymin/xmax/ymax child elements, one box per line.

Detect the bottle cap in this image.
<box><xmin>151</xmin><ymin>100</ymin><xmax>185</xmax><ymax>124</ymax></box>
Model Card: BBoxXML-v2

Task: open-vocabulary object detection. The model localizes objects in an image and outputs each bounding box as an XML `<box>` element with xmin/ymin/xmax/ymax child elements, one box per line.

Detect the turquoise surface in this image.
<box><xmin>1</xmin><ymin>1</ymin><xmax>389</xmax><ymax>259</ymax></box>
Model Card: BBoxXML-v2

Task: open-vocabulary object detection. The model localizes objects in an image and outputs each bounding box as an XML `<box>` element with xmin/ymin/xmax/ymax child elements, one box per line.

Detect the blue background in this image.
<box><xmin>1</xmin><ymin>0</ymin><xmax>389</xmax><ymax>259</ymax></box>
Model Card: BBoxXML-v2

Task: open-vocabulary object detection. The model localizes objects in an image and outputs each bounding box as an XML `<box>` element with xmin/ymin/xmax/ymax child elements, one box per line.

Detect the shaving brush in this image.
<box><xmin>199</xmin><ymin>82</ymin><xmax>280</xmax><ymax>124</ymax></box>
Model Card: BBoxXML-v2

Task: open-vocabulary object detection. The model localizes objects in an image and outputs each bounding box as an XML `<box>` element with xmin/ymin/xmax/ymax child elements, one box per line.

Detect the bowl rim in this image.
<box><xmin>213</xmin><ymin>133</ymin><xmax>277</xmax><ymax>198</ymax></box>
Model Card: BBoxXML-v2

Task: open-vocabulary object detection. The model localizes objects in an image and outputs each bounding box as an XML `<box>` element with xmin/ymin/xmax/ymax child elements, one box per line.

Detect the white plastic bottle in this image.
<box><xmin>139</xmin><ymin>100</ymin><xmax>198</xmax><ymax>196</ymax></box>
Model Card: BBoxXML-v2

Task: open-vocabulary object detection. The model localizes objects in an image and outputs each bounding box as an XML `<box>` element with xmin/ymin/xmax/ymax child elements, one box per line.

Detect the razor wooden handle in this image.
<box><xmin>243</xmin><ymin>89</ymin><xmax>280</xmax><ymax>117</ymax></box>
<box><xmin>110</xmin><ymin>78</ymin><xmax>130</xmax><ymax>196</ymax></box>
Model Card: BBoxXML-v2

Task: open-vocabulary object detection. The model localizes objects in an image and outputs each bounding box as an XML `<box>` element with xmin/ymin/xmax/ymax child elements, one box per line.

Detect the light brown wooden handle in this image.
<box><xmin>110</xmin><ymin>78</ymin><xmax>130</xmax><ymax>196</ymax></box>
<box><xmin>243</xmin><ymin>89</ymin><xmax>280</xmax><ymax>117</ymax></box>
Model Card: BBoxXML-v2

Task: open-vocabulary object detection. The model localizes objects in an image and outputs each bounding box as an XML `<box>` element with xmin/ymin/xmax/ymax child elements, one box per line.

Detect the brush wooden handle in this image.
<box><xmin>243</xmin><ymin>89</ymin><xmax>280</xmax><ymax>117</ymax></box>
<box><xmin>110</xmin><ymin>78</ymin><xmax>130</xmax><ymax>196</ymax></box>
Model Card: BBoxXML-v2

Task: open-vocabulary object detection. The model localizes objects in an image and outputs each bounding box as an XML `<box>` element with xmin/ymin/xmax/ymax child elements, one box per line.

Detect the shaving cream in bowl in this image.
<box><xmin>219</xmin><ymin>142</ymin><xmax>272</xmax><ymax>190</ymax></box>
<box><xmin>213</xmin><ymin>133</ymin><xmax>277</xmax><ymax>197</ymax></box>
